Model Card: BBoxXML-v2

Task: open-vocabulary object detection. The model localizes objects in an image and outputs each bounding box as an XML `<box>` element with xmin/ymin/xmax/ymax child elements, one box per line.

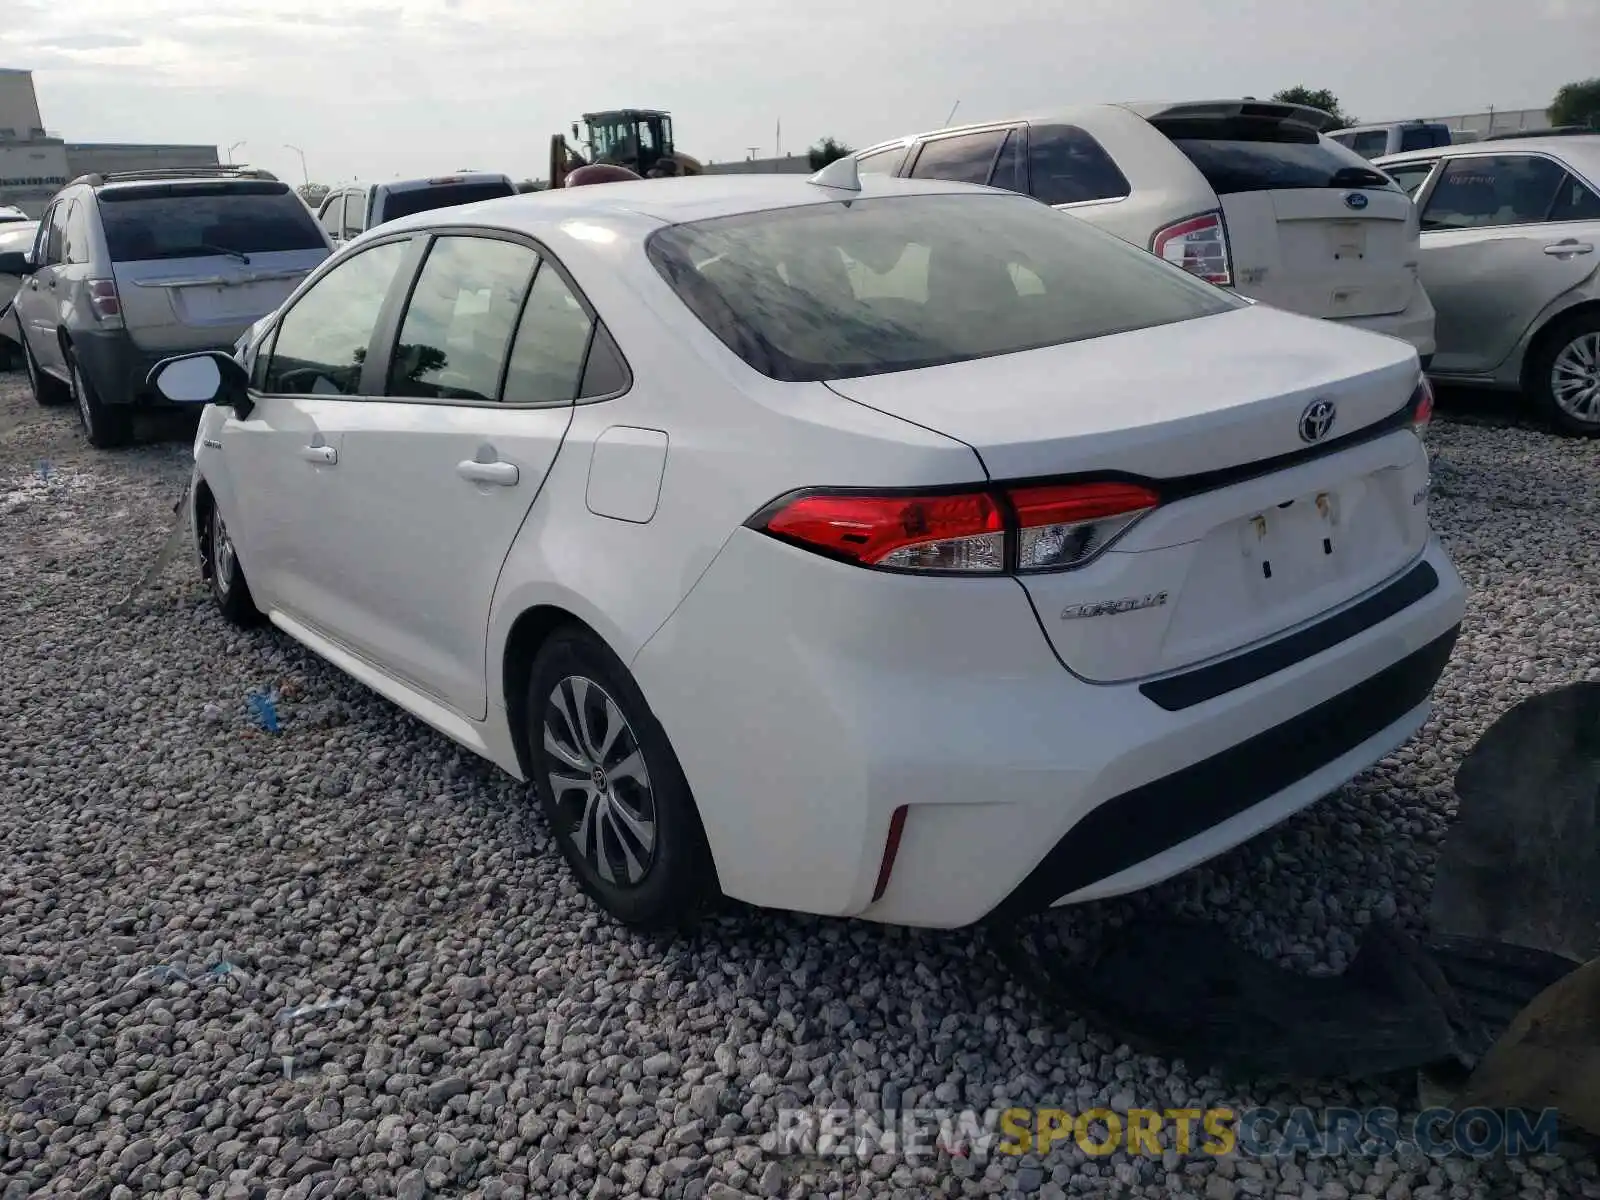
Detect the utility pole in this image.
<box><xmin>746</xmin><ymin>146</ymin><xmax>760</xmax><ymax>161</ymax></box>
<box><xmin>776</xmin><ymin>119</ymin><xmax>781</xmax><ymax>157</ymax></box>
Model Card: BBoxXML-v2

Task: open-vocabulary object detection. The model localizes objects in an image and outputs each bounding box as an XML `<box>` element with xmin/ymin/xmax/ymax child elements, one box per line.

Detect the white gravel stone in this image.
<box><xmin>2</xmin><ymin>375</ymin><xmax>1595</xmax><ymax>1199</ymax></box>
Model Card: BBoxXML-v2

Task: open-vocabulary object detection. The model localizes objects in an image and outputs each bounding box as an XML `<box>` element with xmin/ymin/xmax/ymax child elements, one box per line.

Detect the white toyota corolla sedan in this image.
<box><xmin>149</xmin><ymin>162</ymin><xmax>1466</xmax><ymax>931</ymax></box>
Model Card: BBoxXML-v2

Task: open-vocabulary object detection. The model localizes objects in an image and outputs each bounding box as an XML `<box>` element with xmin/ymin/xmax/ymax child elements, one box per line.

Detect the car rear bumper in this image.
<box><xmin>632</xmin><ymin>529</ymin><xmax>1466</xmax><ymax>928</ymax></box>
<box><xmin>71</xmin><ymin>329</ymin><xmax>230</xmax><ymax>407</ymax></box>
<box><xmin>1333</xmin><ymin>280</ymin><xmax>1436</xmax><ymax>359</ymax></box>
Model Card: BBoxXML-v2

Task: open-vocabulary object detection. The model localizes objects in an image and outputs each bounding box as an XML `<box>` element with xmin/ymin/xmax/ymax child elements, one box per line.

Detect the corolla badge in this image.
<box><xmin>1344</xmin><ymin>192</ymin><xmax>1369</xmax><ymax>210</ymax></box>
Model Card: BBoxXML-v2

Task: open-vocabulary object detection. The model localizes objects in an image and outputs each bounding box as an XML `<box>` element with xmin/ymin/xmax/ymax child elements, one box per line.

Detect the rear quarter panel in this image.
<box><xmin>482</xmin><ymin>229</ymin><xmax>985</xmax><ymax>718</ymax></box>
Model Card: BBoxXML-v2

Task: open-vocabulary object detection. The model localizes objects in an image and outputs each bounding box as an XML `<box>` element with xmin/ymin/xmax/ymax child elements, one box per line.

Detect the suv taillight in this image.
<box><xmin>1410</xmin><ymin>375</ymin><xmax>1434</xmax><ymax>437</ymax></box>
<box><xmin>87</xmin><ymin>278</ymin><xmax>122</xmax><ymax>324</ymax></box>
<box><xmin>1151</xmin><ymin>211</ymin><xmax>1233</xmax><ymax>286</ymax></box>
<box><xmin>753</xmin><ymin>481</ymin><xmax>1160</xmax><ymax>575</ymax></box>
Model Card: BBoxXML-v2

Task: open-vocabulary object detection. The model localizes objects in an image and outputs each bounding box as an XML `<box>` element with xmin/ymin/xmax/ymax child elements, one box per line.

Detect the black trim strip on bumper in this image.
<box><xmin>987</xmin><ymin>625</ymin><xmax>1460</xmax><ymax>922</ymax></box>
<box><xmin>1139</xmin><ymin>560</ymin><xmax>1441</xmax><ymax>712</ymax></box>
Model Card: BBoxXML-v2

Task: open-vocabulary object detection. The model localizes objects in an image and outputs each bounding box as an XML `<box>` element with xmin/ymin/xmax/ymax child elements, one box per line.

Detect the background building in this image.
<box><xmin>701</xmin><ymin>154</ymin><xmax>814</xmax><ymax>175</ymax></box>
<box><xmin>0</xmin><ymin>67</ymin><xmax>218</xmax><ymax>216</ymax></box>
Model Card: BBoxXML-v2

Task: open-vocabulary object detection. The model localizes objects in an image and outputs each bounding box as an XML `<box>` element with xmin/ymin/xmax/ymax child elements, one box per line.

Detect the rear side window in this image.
<box><xmin>387</xmin><ymin>235</ymin><xmax>539</xmax><ymax>402</ymax></box>
<box><xmin>504</xmin><ymin>263</ymin><xmax>595</xmax><ymax>405</ymax></box>
<box><xmin>317</xmin><ymin>193</ymin><xmax>343</xmax><ymax>237</ymax></box>
<box><xmin>1420</xmin><ymin>156</ymin><xmax>1568</xmax><ymax>229</ymax></box>
<box><xmin>908</xmin><ymin>131</ymin><xmax>1007</xmax><ymax>185</ymax></box>
<box><xmin>96</xmin><ymin>181</ymin><xmax>326</xmax><ymax>262</ymax></box>
<box><xmin>1153</xmin><ymin>116</ymin><xmax>1399</xmax><ymax>194</ymax></box>
<box><xmin>1027</xmin><ymin>124</ymin><xmax>1130</xmax><ymax>205</ymax></box>
<box><xmin>377</xmin><ymin>181</ymin><xmax>516</xmax><ymax>224</ymax></box>
<box><xmin>645</xmin><ymin>193</ymin><xmax>1240</xmax><ymax>383</ymax></box>
<box><xmin>989</xmin><ymin>129</ymin><xmax>1027</xmax><ymax>194</ymax></box>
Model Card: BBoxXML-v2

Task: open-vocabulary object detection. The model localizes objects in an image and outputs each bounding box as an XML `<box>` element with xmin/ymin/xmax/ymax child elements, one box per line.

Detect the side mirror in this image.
<box><xmin>147</xmin><ymin>350</ymin><xmax>253</xmax><ymax>418</ymax></box>
<box><xmin>0</xmin><ymin>249</ymin><xmax>29</xmax><ymax>276</ymax></box>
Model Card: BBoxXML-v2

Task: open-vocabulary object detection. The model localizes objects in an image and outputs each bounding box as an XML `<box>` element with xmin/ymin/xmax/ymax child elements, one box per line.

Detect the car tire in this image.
<box><xmin>68</xmin><ymin>349</ymin><xmax>133</xmax><ymax>448</ymax></box>
<box><xmin>22</xmin><ymin>337</ymin><xmax>70</xmax><ymax>407</ymax></box>
<box><xmin>1531</xmin><ymin>311</ymin><xmax>1600</xmax><ymax>437</ymax></box>
<box><xmin>203</xmin><ymin>496</ymin><xmax>262</xmax><ymax>626</ymax></box>
<box><xmin>526</xmin><ymin>626</ymin><xmax>715</xmax><ymax>929</ymax></box>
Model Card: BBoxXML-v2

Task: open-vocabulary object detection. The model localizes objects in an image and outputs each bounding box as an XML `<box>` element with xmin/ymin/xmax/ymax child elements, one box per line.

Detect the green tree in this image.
<box><xmin>296</xmin><ymin>182</ymin><xmax>330</xmax><ymax>207</ymax></box>
<box><xmin>1549</xmin><ymin>78</ymin><xmax>1600</xmax><ymax>128</ymax></box>
<box><xmin>807</xmin><ymin>137</ymin><xmax>854</xmax><ymax>170</ymax></box>
<box><xmin>1271</xmin><ymin>87</ymin><xmax>1356</xmax><ymax>129</ymax></box>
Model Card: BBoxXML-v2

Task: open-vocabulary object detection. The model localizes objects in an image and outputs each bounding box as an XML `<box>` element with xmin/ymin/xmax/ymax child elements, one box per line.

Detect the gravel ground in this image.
<box><xmin>2</xmin><ymin>369</ymin><xmax>1598</xmax><ymax>1200</ymax></box>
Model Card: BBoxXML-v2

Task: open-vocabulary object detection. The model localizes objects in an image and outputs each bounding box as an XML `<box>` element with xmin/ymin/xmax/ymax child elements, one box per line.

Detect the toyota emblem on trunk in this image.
<box><xmin>1299</xmin><ymin>399</ymin><xmax>1337</xmax><ymax>443</ymax></box>
<box><xmin>1345</xmin><ymin>192</ymin><xmax>1369</xmax><ymax>210</ymax></box>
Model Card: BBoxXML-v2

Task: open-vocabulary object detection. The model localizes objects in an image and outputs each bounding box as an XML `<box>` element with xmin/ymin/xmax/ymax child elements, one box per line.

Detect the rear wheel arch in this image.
<box><xmin>503</xmin><ymin>605</ymin><xmax>607</xmax><ymax>777</ymax></box>
<box><xmin>1521</xmin><ymin>298</ymin><xmax>1600</xmax><ymax>391</ymax></box>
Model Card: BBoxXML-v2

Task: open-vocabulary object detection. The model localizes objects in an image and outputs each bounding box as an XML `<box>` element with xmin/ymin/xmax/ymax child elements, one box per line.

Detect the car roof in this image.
<box><xmin>855</xmin><ymin>97</ymin><xmax>1342</xmax><ymax>156</ymax></box>
<box><xmin>1377</xmin><ymin>133</ymin><xmax>1600</xmax><ymax>167</ymax></box>
<box><xmin>373</xmin><ymin>171</ymin><xmax>1002</xmax><ymax>236</ymax></box>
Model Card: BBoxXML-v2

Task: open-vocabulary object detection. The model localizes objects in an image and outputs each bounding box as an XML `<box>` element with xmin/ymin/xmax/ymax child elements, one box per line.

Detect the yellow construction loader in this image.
<box><xmin>548</xmin><ymin>109</ymin><xmax>704</xmax><ymax>189</ymax></box>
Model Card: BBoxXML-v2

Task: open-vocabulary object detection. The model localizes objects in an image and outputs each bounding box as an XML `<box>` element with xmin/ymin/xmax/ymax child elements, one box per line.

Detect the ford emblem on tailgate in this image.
<box><xmin>1344</xmin><ymin>192</ymin><xmax>1369</xmax><ymax>210</ymax></box>
<box><xmin>1299</xmin><ymin>398</ymin><xmax>1337</xmax><ymax>443</ymax></box>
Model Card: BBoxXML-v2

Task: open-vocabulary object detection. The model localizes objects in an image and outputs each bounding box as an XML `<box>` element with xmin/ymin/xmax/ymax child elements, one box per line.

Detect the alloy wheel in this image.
<box><xmin>211</xmin><ymin>504</ymin><xmax>236</xmax><ymax>591</ymax></box>
<box><xmin>1551</xmin><ymin>332</ymin><xmax>1600</xmax><ymax>425</ymax></box>
<box><xmin>542</xmin><ymin>675</ymin><xmax>658</xmax><ymax>887</ymax></box>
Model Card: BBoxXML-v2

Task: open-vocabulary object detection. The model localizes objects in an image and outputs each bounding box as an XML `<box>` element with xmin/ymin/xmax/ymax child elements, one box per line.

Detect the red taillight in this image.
<box><xmin>87</xmin><ymin>278</ymin><xmax>121</xmax><ymax>322</ymax></box>
<box><xmin>1008</xmin><ymin>481</ymin><xmax>1161</xmax><ymax>571</ymax></box>
<box><xmin>1150</xmin><ymin>211</ymin><xmax>1233</xmax><ymax>286</ymax></box>
<box><xmin>1410</xmin><ymin>375</ymin><xmax>1434</xmax><ymax>436</ymax></box>
<box><xmin>755</xmin><ymin>480</ymin><xmax>1160</xmax><ymax>575</ymax></box>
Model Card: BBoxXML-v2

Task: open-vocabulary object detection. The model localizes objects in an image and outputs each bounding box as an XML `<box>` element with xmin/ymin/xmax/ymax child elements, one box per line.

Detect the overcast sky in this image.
<box><xmin>3</xmin><ymin>0</ymin><xmax>1594</xmax><ymax>186</ymax></box>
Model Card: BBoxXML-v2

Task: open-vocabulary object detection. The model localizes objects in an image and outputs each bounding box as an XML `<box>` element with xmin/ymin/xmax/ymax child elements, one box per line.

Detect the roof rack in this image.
<box><xmin>69</xmin><ymin>165</ymin><xmax>280</xmax><ymax>188</ymax></box>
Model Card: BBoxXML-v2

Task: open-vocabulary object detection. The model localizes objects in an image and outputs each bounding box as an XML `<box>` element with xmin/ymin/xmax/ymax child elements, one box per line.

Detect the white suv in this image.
<box><xmin>857</xmin><ymin>99</ymin><xmax>1437</xmax><ymax>365</ymax></box>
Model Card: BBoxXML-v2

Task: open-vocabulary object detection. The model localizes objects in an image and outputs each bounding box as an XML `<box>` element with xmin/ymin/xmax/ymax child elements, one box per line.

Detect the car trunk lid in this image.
<box><xmin>824</xmin><ymin>303</ymin><xmax>1432</xmax><ymax>681</ymax></box>
<box><xmin>1152</xmin><ymin>114</ymin><xmax>1421</xmax><ymax>320</ymax></box>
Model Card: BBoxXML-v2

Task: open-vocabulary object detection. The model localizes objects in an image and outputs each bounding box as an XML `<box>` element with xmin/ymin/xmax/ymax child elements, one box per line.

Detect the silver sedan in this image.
<box><xmin>1377</xmin><ymin>136</ymin><xmax>1600</xmax><ymax>435</ymax></box>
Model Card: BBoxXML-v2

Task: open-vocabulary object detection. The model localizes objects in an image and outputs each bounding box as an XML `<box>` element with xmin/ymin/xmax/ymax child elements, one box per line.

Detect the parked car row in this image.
<box><xmin>141</xmin><ymin>159</ymin><xmax>1465</xmax><ymax>929</ymax></box>
<box><xmin>854</xmin><ymin>103</ymin><xmax>1600</xmax><ymax>435</ymax></box>
<box><xmin>1374</xmin><ymin>136</ymin><xmax>1600</xmax><ymax>434</ymax></box>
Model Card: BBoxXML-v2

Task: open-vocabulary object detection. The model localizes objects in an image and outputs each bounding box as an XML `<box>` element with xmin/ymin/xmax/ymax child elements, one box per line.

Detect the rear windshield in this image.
<box><xmin>646</xmin><ymin>193</ymin><xmax>1241</xmax><ymax>383</ymax></box>
<box><xmin>1399</xmin><ymin>126</ymin><xmax>1452</xmax><ymax>152</ymax></box>
<box><xmin>1154</xmin><ymin>116</ymin><xmax>1399</xmax><ymax>194</ymax></box>
<box><xmin>96</xmin><ymin>181</ymin><xmax>326</xmax><ymax>262</ymax></box>
<box><xmin>378</xmin><ymin>181</ymin><xmax>515</xmax><ymax>223</ymax></box>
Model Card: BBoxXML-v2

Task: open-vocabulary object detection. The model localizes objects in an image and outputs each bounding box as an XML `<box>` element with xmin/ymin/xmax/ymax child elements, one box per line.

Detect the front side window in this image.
<box><xmin>317</xmin><ymin>192</ymin><xmax>344</xmax><ymax>237</ymax></box>
<box><xmin>1549</xmin><ymin>171</ymin><xmax>1600</xmax><ymax>222</ymax></box>
<box><xmin>387</xmin><ymin>235</ymin><xmax>539</xmax><ymax>402</ymax></box>
<box><xmin>342</xmin><ymin>191</ymin><xmax>366</xmax><ymax>241</ymax></box>
<box><xmin>262</xmin><ymin>239</ymin><xmax>410</xmax><ymax>395</ymax></box>
<box><xmin>31</xmin><ymin>204</ymin><xmax>56</xmax><ymax>265</ymax></box>
<box><xmin>1420</xmin><ymin>155</ymin><xmax>1567</xmax><ymax>230</ymax></box>
<box><xmin>1027</xmin><ymin>124</ymin><xmax>1130</xmax><ymax>205</ymax></box>
<box><xmin>503</xmin><ymin>262</ymin><xmax>595</xmax><ymax>405</ymax></box>
<box><xmin>43</xmin><ymin>201</ymin><xmax>68</xmax><ymax>264</ymax></box>
<box><xmin>646</xmin><ymin>192</ymin><xmax>1241</xmax><ymax>384</ymax></box>
<box><xmin>856</xmin><ymin>147</ymin><xmax>906</xmax><ymax>176</ymax></box>
<box><xmin>908</xmin><ymin>130</ymin><xmax>1007</xmax><ymax>185</ymax></box>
